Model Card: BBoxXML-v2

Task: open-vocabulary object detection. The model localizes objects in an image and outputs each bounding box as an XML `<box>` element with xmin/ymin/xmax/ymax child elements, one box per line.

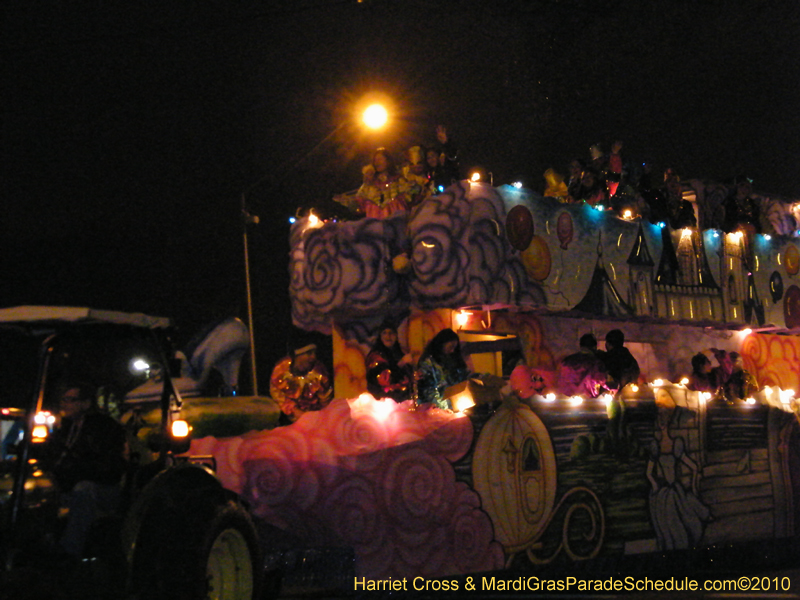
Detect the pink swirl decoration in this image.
<box><xmin>331</xmin><ymin>410</ymin><xmax>388</xmax><ymax>455</ymax></box>
<box><xmin>189</xmin><ymin>435</ymin><xmax>217</xmax><ymax>457</ymax></box>
<box><xmin>291</xmin><ymin>397</ymin><xmax>350</xmax><ymax>447</ymax></box>
<box><xmin>239</xmin><ymin>428</ymin><xmax>318</xmax><ymax>507</ymax></box>
<box><xmin>321</xmin><ymin>476</ymin><xmax>383</xmax><ymax>549</ymax></box>
<box><xmin>420</xmin><ymin>415</ymin><xmax>474</xmax><ymax>461</ymax></box>
<box><xmin>214</xmin><ymin>435</ymin><xmax>244</xmax><ymax>492</ymax></box>
<box><xmin>381</xmin><ymin>446</ymin><xmax>456</xmax><ymax>530</ymax></box>
<box><xmin>194</xmin><ymin>394</ymin><xmax>501</xmax><ymax>579</ymax></box>
<box><xmin>394</xmin><ymin>524</ymin><xmax>448</xmax><ymax>573</ymax></box>
<box><xmin>449</xmin><ymin>483</ymin><xmax>506</xmax><ymax>573</ymax></box>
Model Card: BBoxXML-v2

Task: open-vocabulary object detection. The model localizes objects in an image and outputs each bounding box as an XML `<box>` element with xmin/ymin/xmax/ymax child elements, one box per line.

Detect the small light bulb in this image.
<box><xmin>171</xmin><ymin>419</ymin><xmax>190</xmax><ymax>438</ymax></box>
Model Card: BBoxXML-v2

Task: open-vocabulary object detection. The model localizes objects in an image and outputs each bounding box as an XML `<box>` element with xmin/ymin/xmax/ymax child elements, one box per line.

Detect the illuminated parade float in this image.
<box><xmin>193</xmin><ymin>178</ymin><xmax>800</xmax><ymax>581</ymax></box>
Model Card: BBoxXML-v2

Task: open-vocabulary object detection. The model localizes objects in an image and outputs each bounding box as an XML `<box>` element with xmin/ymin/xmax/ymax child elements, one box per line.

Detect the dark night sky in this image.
<box><xmin>3</xmin><ymin>0</ymin><xmax>799</xmax><ymax>386</ymax></box>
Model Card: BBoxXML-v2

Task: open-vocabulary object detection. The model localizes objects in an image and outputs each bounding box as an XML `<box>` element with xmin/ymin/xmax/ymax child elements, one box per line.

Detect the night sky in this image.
<box><xmin>3</xmin><ymin>0</ymin><xmax>799</xmax><ymax>387</ymax></box>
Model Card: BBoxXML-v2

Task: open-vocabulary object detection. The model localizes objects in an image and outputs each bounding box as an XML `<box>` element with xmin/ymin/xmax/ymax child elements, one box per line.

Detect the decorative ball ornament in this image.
<box><xmin>770</xmin><ymin>271</ymin><xmax>784</xmax><ymax>303</ymax></box>
<box><xmin>556</xmin><ymin>212</ymin><xmax>574</xmax><ymax>250</ymax></box>
<box><xmin>784</xmin><ymin>285</ymin><xmax>800</xmax><ymax>328</ymax></box>
<box><xmin>506</xmin><ymin>205</ymin><xmax>534</xmax><ymax>251</ymax></box>
<box><xmin>785</xmin><ymin>245</ymin><xmax>800</xmax><ymax>276</ymax></box>
<box><xmin>472</xmin><ymin>403</ymin><xmax>557</xmax><ymax>552</ymax></box>
<box><xmin>521</xmin><ymin>236</ymin><xmax>552</xmax><ymax>281</ymax></box>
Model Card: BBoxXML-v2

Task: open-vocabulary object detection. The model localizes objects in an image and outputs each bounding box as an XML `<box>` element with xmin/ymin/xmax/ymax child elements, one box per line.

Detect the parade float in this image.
<box><xmin>191</xmin><ymin>179</ymin><xmax>800</xmax><ymax>583</ymax></box>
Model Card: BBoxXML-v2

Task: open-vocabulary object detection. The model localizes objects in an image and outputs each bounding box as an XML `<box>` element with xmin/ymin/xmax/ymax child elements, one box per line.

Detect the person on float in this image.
<box><xmin>338</xmin><ymin>147</ymin><xmax>412</xmax><ymax>219</ymax></box>
<box><xmin>270</xmin><ymin>340</ymin><xmax>333</xmax><ymax>423</ymax></box>
<box><xmin>431</xmin><ymin>124</ymin><xmax>460</xmax><ymax>185</ymax></box>
<box><xmin>543</xmin><ymin>168</ymin><xmax>569</xmax><ymax>202</ymax></box>
<box><xmin>722</xmin><ymin>175</ymin><xmax>761</xmax><ymax>235</ymax></box>
<box><xmin>565</xmin><ymin>158</ymin><xmax>585</xmax><ymax>202</ymax></box>
<box><xmin>664</xmin><ymin>170</ymin><xmax>696</xmax><ymax>229</ymax></box>
<box><xmin>575</xmin><ymin>167</ymin><xmax>607</xmax><ymax>207</ymax></box>
<box><xmin>603</xmin><ymin>329</ymin><xmax>640</xmax><ymax>391</ymax></box>
<box><xmin>365</xmin><ymin>318</ymin><xmax>414</xmax><ymax>402</ymax></box>
<box><xmin>425</xmin><ymin>125</ymin><xmax>460</xmax><ymax>194</ymax></box>
<box><xmin>721</xmin><ymin>351</ymin><xmax>759</xmax><ymax>404</ymax></box>
<box><xmin>708</xmin><ymin>347</ymin><xmax>734</xmax><ymax>400</ymax></box>
<box><xmin>557</xmin><ymin>333</ymin><xmax>608</xmax><ymax>398</ymax></box>
<box><xmin>416</xmin><ymin>328</ymin><xmax>470</xmax><ymax>410</ymax></box>
<box><xmin>401</xmin><ymin>145</ymin><xmax>432</xmax><ymax>208</ymax></box>
<box><xmin>589</xmin><ymin>143</ymin><xmax>609</xmax><ymax>183</ymax></box>
<box><xmin>687</xmin><ymin>352</ymin><xmax>718</xmax><ymax>393</ymax></box>
<box><xmin>607</xmin><ymin>140</ymin><xmax>624</xmax><ymax>197</ymax></box>
<box><xmin>602</xmin><ymin>329</ymin><xmax>640</xmax><ymax>450</ymax></box>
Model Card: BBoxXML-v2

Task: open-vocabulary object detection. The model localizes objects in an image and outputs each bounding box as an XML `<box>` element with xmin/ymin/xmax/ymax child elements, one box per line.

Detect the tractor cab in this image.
<box><xmin>0</xmin><ymin>307</ymin><xmax>262</xmax><ymax>600</ymax></box>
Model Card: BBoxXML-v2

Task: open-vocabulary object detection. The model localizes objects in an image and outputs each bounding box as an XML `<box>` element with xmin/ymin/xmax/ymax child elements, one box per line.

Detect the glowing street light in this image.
<box><xmin>241</xmin><ymin>96</ymin><xmax>392</xmax><ymax>395</ymax></box>
<box><xmin>363</xmin><ymin>103</ymin><xmax>388</xmax><ymax>130</ymax></box>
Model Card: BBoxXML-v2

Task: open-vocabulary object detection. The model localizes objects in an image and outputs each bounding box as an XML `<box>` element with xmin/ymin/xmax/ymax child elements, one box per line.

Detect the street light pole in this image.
<box><xmin>241</xmin><ymin>192</ymin><xmax>260</xmax><ymax>396</ymax></box>
<box><xmin>237</xmin><ymin>124</ymin><xmax>341</xmax><ymax>398</ymax></box>
<box><xmin>239</xmin><ymin>100</ymin><xmax>389</xmax><ymax>397</ymax></box>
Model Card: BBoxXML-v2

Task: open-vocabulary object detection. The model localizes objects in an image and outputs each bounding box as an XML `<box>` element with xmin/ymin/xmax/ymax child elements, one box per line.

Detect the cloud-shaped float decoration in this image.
<box><xmin>288</xmin><ymin>185</ymin><xmax>546</xmax><ymax>329</ymax></box>
<box><xmin>190</xmin><ymin>396</ymin><xmax>504</xmax><ymax>578</ymax></box>
<box><xmin>408</xmin><ymin>182</ymin><xmax>544</xmax><ymax>308</ymax></box>
<box><xmin>290</xmin><ymin>215</ymin><xmax>408</xmax><ymax>332</ymax></box>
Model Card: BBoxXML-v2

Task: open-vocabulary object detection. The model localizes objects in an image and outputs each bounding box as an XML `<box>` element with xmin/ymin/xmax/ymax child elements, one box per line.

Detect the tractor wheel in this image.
<box><xmin>195</xmin><ymin>502</ymin><xmax>262</xmax><ymax>600</ymax></box>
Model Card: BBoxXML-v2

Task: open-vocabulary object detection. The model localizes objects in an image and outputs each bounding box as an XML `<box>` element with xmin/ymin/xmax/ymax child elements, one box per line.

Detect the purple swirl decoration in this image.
<box><xmin>290</xmin><ymin>216</ymin><xmax>407</xmax><ymax>331</ymax></box>
<box><xmin>289</xmin><ymin>184</ymin><xmax>546</xmax><ymax>330</ymax></box>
